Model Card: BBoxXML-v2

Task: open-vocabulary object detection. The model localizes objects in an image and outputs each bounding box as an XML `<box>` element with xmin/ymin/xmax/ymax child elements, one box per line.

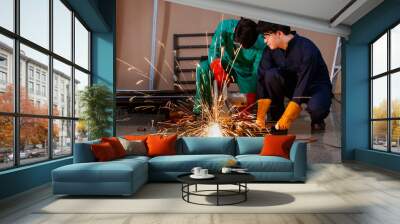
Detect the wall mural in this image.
<box><xmin>115</xmin><ymin>0</ymin><xmax>341</xmax><ymax>163</ymax></box>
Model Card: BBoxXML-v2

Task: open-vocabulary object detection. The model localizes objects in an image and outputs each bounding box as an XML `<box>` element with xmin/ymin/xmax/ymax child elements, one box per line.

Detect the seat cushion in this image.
<box><xmin>149</xmin><ymin>154</ymin><xmax>235</xmax><ymax>172</ymax></box>
<box><xmin>117</xmin><ymin>155</ymin><xmax>150</xmax><ymax>162</ymax></box>
<box><xmin>52</xmin><ymin>159</ymin><xmax>147</xmax><ymax>183</ymax></box>
<box><xmin>236</xmin><ymin>155</ymin><xmax>293</xmax><ymax>172</ymax></box>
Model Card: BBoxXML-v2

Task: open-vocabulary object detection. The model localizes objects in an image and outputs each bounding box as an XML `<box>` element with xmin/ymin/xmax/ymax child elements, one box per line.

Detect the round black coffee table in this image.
<box><xmin>177</xmin><ymin>173</ymin><xmax>255</xmax><ymax>206</ymax></box>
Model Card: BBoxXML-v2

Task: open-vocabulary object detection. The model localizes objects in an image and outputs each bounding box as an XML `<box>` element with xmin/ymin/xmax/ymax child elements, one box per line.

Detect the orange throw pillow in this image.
<box><xmin>91</xmin><ymin>142</ymin><xmax>117</xmax><ymax>161</ymax></box>
<box><xmin>260</xmin><ymin>135</ymin><xmax>296</xmax><ymax>159</ymax></box>
<box><xmin>101</xmin><ymin>137</ymin><xmax>127</xmax><ymax>158</ymax></box>
<box><xmin>124</xmin><ymin>135</ymin><xmax>148</xmax><ymax>141</ymax></box>
<box><xmin>146</xmin><ymin>134</ymin><xmax>177</xmax><ymax>157</ymax></box>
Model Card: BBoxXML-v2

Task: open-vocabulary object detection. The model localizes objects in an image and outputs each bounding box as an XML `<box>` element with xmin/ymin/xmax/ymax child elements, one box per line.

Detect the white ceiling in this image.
<box><xmin>164</xmin><ymin>0</ymin><xmax>384</xmax><ymax>37</ymax></box>
<box><xmin>222</xmin><ymin>0</ymin><xmax>352</xmax><ymax>22</ymax></box>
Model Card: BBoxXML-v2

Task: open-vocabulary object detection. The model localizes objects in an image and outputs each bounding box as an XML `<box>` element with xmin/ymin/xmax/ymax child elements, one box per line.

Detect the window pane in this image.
<box><xmin>74</xmin><ymin>18</ymin><xmax>89</xmax><ymax>70</ymax></box>
<box><xmin>75</xmin><ymin>120</ymin><xmax>88</xmax><ymax>143</ymax></box>
<box><xmin>391</xmin><ymin>120</ymin><xmax>400</xmax><ymax>153</ymax></box>
<box><xmin>0</xmin><ymin>0</ymin><xmax>14</xmax><ymax>31</ymax></box>
<box><xmin>53</xmin><ymin>119</ymin><xmax>72</xmax><ymax>158</ymax></box>
<box><xmin>372</xmin><ymin>33</ymin><xmax>387</xmax><ymax>76</ymax></box>
<box><xmin>0</xmin><ymin>35</ymin><xmax>14</xmax><ymax>112</ymax></box>
<box><xmin>53</xmin><ymin>0</ymin><xmax>72</xmax><ymax>60</ymax></box>
<box><xmin>20</xmin><ymin>0</ymin><xmax>49</xmax><ymax>49</ymax></box>
<box><xmin>74</xmin><ymin>69</ymin><xmax>89</xmax><ymax>118</ymax></box>
<box><xmin>391</xmin><ymin>24</ymin><xmax>400</xmax><ymax>70</ymax></box>
<box><xmin>53</xmin><ymin>59</ymin><xmax>72</xmax><ymax>117</ymax></box>
<box><xmin>391</xmin><ymin>72</ymin><xmax>400</xmax><ymax>118</ymax></box>
<box><xmin>372</xmin><ymin>121</ymin><xmax>388</xmax><ymax>151</ymax></box>
<box><xmin>20</xmin><ymin>117</ymin><xmax>49</xmax><ymax>165</ymax></box>
<box><xmin>372</xmin><ymin>77</ymin><xmax>387</xmax><ymax>119</ymax></box>
<box><xmin>20</xmin><ymin>44</ymin><xmax>49</xmax><ymax>115</ymax></box>
<box><xmin>0</xmin><ymin>116</ymin><xmax>13</xmax><ymax>170</ymax></box>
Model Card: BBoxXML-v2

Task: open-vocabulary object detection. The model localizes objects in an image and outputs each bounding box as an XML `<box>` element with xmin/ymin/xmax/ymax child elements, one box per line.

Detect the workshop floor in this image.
<box><xmin>116</xmin><ymin>95</ymin><xmax>342</xmax><ymax>164</ymax></box>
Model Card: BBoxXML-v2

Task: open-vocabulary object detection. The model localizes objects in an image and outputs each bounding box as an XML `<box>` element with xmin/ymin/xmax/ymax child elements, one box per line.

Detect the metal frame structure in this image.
<box><xmin>0</xmin><ymin>0</ymin><xmax>92</xmax><ymax>171</ymax></box>
<box><xmin>181</xmin><ymin>183</ymin><xmax>249</xmax><ymax>206</ymax></box>
<box><xmin>369</xmin><ymin>19</ymin><xmax>400</xmax><ymax>154</ymax></box>
<box><xmin>173</xmin><ymin>32</ymin><xmax>213</xmax><ymax>86</ymax></box>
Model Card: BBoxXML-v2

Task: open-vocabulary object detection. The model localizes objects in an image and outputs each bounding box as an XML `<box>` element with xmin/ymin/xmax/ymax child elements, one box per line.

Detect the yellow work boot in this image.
<box><xmin>275</xmin><ymin>101</ymin><xmax>302</xmax><ymax>130</ymax></box>
<box><xmin>256</xmin><ymin>99</ymin><xmax>272</xmax><ymax>129</ymax></box>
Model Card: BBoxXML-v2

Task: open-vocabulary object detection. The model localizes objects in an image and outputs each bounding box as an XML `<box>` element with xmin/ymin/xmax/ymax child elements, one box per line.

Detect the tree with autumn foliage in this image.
<box><xmin>0</xmin><ymin>84</ymin><xmax>59</xmax><ymax>151</ymax></box>
<box><xmin>0</xmin><ymin>85</ymin><xmax>14</xmax><ymax>150</ymax></box>
<box><xmin>372</xmin><ymin>99</ymin><xmax>400</xmax><ymax>142</ymax></box>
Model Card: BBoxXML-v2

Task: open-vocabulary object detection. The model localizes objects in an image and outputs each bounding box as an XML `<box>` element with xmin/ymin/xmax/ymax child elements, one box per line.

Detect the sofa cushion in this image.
<box><xmin>124</xmin><ymin>135</ymin><xmax>148</xmax><ymax>141</ymax></box>
<box><xmin>235</xmin><ymin>137</ymin><xmax>264</xmax><ymax>155</ymax></box>
<box><xmin>91</xmin><ymin>142</ymin><xmax>118</xmax><ymax>161</ymax></box>
<box><xmin>52</xmin><ymin>159</ymin><xmax>147</xmax><ymax>183</ymax></box>
<box><xmin>101</xmin><ymin>137</ymin><xmax>127</xmax><ymax>158</ymax></box>
<box><xmin>73</xmin><ymin>139</ymin><xmax>100</xmax><ymax>163</ymax></box>
<box><xmin>118</xmin><ymin>138</ymin><xmax>147</xmax><ymax>156</ymax></box>
<box><xmin>178</xmin><ymin>137</ymin><xmax>235</xmax><ymax>155</ymax></box>
<box><xmin>260</xmin><ymin>135</ymin><xmax>296</xmax><ymax>159</ymax></box>
<box><xmin>115</xmin><ymin>155</ymin><xmax>150</xmax><ymax>163</ymax></box>
<box><xmin>148</xmin><ymin>154</ymin><xmax>235</xmax><ymax>172</ymax></box>
<box><xmin>147</xmin><ymin>134</ymin><xmax>177</xmax><ymax>157</ymax></box>
<box><xmin>236</xmin><ymin>155</ymin><xmax>293</xmax><ymax>172</ymax></box>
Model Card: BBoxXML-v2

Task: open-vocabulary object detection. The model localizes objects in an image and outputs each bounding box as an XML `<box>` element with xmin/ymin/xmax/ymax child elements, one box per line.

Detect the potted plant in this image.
<box><xmin>79</xmin><ymin>84</ymin><xmax>113</xmax><ymax>140</ymax></box>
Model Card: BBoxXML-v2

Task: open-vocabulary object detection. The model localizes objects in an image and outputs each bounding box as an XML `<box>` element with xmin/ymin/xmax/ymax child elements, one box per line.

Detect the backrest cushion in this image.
<box><xmin>91</xmin><ymin>142</ymin><xmax>118</xmax><ymax>161</ymax></box>
<box><xmin>179</xmin><ymin>137</ymin><xmax>235</xmax><ymax>155</ymax></box>
<box><xmin>118</xmin><ymin>137</ymin><xmax>147</xmax><ymax>156</ymax></box>
<box><xmin>260</xmin><ymin>135</ymin><xmax>296</xmax><ymax>159</ymax></box>
<box><xmin>124</xmin><ymin>135</ymin><xmax>148</xmax><ymax>141</ymax></box>
<box><xmin>235</xmin><ymin>137</ymin><xmax>264</xmax><ymax>155</ymax></box>
<box><xmin>124</xmin><ymin>135</ymin><xmax>149</xmax><ymax>150</ymax></box>
<box><xmin>101</xmin><ymin>137</ymin><xmax>127</xmax><ymax>158</ymax></box>
<box><xmin>73</xmin><ymin>139</ymin><xmax>100</xmax><ymax>163</ymax></box>
<box><xmin>146</xmin><ymin>134</ymin><xmax>177</xmax><ymax>157</ymax></box>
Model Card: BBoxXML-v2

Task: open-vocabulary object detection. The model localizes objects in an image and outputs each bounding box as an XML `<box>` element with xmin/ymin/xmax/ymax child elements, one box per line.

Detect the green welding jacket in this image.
<box><xmin>208</xmin><ymin>19</ymin><xmax>265</xmax><ymax>93</ymax></box>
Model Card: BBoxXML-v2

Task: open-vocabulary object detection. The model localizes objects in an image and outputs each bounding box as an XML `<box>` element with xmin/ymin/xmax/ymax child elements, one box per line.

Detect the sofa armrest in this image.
<box><xmin>289</xmin><ymin>141</ymin><xmax>307</xmax><ymax>181</ymax></box>
<box><xmin>73</xmin><ymin>140</ymin><xmax>100</xmax><ymax>163</ymax></box>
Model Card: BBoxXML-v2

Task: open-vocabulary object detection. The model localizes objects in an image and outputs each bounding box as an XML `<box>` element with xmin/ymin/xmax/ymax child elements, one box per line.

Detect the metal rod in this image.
<box><xmin>149</xmin><ymin>0</ymin><xmax>158</xmax><ymax>90</ymax></box>
<box><xmin>13</xmin><ymin>0</ymin><xmax>20</xmax><ymax>167</ymax></box>
<box><xmin>49</xmin><ymin>0</ymin><xmax>53</xmax><ymax>160</ymax></box>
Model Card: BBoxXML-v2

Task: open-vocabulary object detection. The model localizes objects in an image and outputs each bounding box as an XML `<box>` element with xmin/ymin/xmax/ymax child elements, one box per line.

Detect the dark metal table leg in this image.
<box><xmin>245</xmin><ymin>183</ymin><xmax>247</xmax><ymax>201</ymax></box>
<box><xmin>217</xmin><ymin>184</ymin><xmax>219</xmax><ymax>206</ymax></box>
<box><xmin>187</xmin><ymin>184</ymin><xmax>190</xmax><ymax>202</ymax></box>
<box><xmin>181</xmin><ymin>184</ymin><xmax>183</xmax><ymax>199</ymax></box>
<box><xmin>195</xmin><ymin>184</ymin><xmax>197</xmax><ymax>192</ymax></box>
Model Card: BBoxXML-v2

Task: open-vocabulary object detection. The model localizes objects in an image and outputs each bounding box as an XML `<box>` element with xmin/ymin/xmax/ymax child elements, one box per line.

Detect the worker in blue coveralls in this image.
<box><xmin>193</xmin><ymin>18</ymin><xmax>265</xmax><ymax>115</ymax></box>
<box><xmin>255</xmin><ymin>21</ymin><xmax>332</xmax><ymax>132</ymax></box>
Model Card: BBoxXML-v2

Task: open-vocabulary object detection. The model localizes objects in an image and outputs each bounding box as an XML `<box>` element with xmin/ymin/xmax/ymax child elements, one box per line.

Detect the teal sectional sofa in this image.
<box><xmin>52</xmin><ymin>137</ymin><xmax>307</xmax><ymax>196</ymax></box>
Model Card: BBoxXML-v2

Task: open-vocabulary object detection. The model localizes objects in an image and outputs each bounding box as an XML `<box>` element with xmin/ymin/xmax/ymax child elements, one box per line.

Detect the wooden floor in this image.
<box><xmin>1</xmin><ymin>163</ymin><xmax>400</xmax><ymax>224</ymax></box>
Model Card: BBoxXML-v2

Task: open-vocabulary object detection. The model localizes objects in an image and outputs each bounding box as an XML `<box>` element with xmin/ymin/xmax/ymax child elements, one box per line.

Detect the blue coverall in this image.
<box><xmin>193</xmin><ymin>20</ymin><xmax>265</xmax><ymax>114</ymax></box>
<box><xmin>257</xmin><ymin>32</ymin><xmax>332</xmax><ymax>124</ymax></box>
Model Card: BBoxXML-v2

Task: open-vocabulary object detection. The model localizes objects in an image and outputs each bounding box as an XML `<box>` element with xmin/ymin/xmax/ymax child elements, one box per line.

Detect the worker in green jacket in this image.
<box><xmin>193</xmin><ymin>18</ymin><xmax>266</xmax><ymax>115</ymax></box>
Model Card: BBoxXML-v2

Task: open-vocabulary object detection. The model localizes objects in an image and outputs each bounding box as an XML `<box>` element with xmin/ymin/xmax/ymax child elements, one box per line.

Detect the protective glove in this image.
<box><xmin>210</xmin><ymin>58</ymin><xmax>230</xmax><ymax>90</ymax></box>
<box><xmin>275</xmin><ymin>101</ymin><xmax>302</xmax><ymax>130</ymax></box>
<box><xmin>256</xmin><ymin>98</ymin><xmax>272</xmax><ymax>129</ymax></box>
